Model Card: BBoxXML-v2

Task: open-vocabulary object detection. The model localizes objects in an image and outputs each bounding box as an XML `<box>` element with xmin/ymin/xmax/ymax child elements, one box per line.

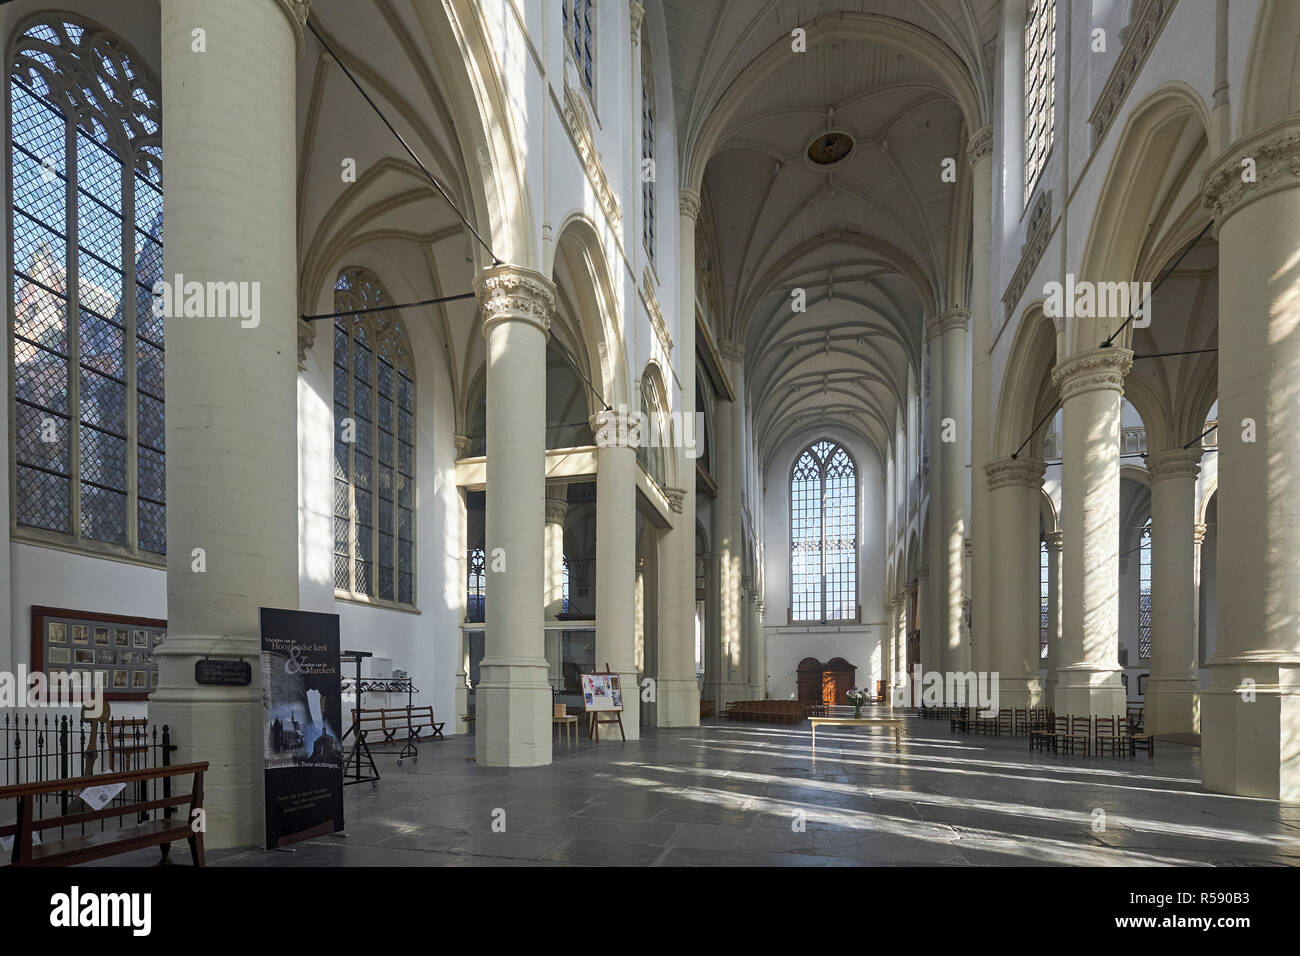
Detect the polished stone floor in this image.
<box><xmin>98</xmin><ymin>712</ymin><xmax>1300</xmax><ymax>866</ymax></box>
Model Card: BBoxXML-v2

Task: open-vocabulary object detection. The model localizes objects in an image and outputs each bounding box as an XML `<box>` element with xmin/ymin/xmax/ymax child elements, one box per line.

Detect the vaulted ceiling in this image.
<box><xmin>664</xmin><ymin>0</ymin><xmax>999</xmax><ymax>471</ymax></box>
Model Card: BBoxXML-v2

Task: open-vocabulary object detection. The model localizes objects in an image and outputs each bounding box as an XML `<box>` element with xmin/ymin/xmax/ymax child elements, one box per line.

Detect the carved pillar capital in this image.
<box><xmin>679</xmin><ymin>188</ymin><xmax>701</xmax><ymax>222</ymax></box>
<box><xmin>1146</xmin><ymin>447</ymin><xmax>1202</xmax><ymax>483</ymax></box>
<box><xmin>924</xmin><ymin>307</ymin><xmax>970</xmax><ymax>341</ymax></box>
<box><xmin>1045</xmin><ymin>529</ymin><xmax>1064</xmax><ymax>553</ymax></box>
<box><xmin>664</xmin><ymin>486</ymin><xmax>686</xmax><ymax>513</ymax></box>
<box><xmin>296</xmin><ymin>318</ymin><xmax>315</xmax><ymax>372</ymax></box>
<box><xmin>718</xmin><ymin>339</ymin><xmax>745</xmax><ymax>364</ymax></box>
<box><xmin>966</xmin><ymin>124</ymin><xmax>993</xmax><ymax>165</ymax></box>
<box><xmin>473</xmin><ymin>264</ymin><xmax>556</xmax><ymax>335</ymax></box>
<box><xmin>273</xmin><ymin>0</ymin><xmax>311</xmax><ymax>58</ymax></box>
<box><xmin>1051</xmin><ymin>347</ymin><xmax>1132</xmax><ymax>402</ymax></box>
<box><xmin>454</xmin><ymin>434</ymin><xmax>473</xmax><ymax>459</ymax></box>
<box><xmin>1203</xmin><ymin>117</ymin><xmax>1300</xmax><ymax>229</ymax></box>
<box><xmin>985</xmin><ymin>456</ymin><xmax>1045</xmax><ymax>491</ymax></box>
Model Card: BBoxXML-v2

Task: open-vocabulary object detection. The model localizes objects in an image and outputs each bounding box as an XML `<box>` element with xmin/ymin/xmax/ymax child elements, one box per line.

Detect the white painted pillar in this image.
<box><xmin>655</xmin><ymin>189</ymin><xmax>702</xmax><ymax>726</ymax></box>
<box><xmin>544</xmin><ymin>485</ymin><xmax>568</xmax><ymax>690</ymax></box>
<box><xmin>926</xmin><ymin>308</ymin><xmax>970</xmax><ymax>675</ymax></box>
<box><xmin>896</xmin><ymin>587</ymin><xmax>910</xmax><ymax>696</ymax></box>
<box><xmin>593</xmin><ymin>412</ymin><xmax>640</xmax><ymax>740</ymax></box>
<box><xmin>1052</xmin><ymin>347</ymin><xmax>1132</xmax><ymax>718</ymax></box>
<box><xmin>717</xmin><ymin>340</ymin><xmax>746</xmax><ymax>705</ymax></box>
<box><xmin>883</xmin><ymin>598</ymin><xmax>897</xmax><ymax>705</ymax></box>
<box><xmin>968</xmin><ymin>126</ymin><xmax>995</xmax><ymax>683</ymax></box>
<box><xmin>1044</xmin><ymin>530</ymin><xmax>1063</xmax><ymax>702</ymax></box>
<box><xmin>152</xmin><ymin>0</ymin><xmax>304</xmax><ymax>849</ymax></box>
<box><xmin>1202</xmin><ymin>124</ymin><xmax>1300</xmax><ymax>799</ymax></box>
<box><xmin>1145</xmin><ymin>448</ymin><xmax>1201</xmax><ymax>735</ymax></box>
<box><xmin>656</xmin><ymin>487</ymin><xmax>698</xmax><ymax>724</ymax></box>
<box><xmin>472</xmin><ymin>265</ymin><xmax>554</xmax><ymax>766</ymax></box>
<box><xmin>915</xmin><ymin>568</ymin><xmax>930</xmax><ymax>674</ymax></box>
<box><xmin>985</xmin><ymin>458</ymin><xmax>1046</xmax><ymax>707</ymax></box>
<box><xmin>454</xmin><ymin>484</ymin><xmax>469</xmax><ymax>734</ymax></box>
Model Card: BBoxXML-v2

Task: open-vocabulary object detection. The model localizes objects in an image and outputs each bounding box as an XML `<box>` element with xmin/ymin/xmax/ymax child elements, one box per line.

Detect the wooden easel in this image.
<box><xmin>583</xmin><ymin>664</ymin><xmax>626</xmax><ymax>742</ymax></box>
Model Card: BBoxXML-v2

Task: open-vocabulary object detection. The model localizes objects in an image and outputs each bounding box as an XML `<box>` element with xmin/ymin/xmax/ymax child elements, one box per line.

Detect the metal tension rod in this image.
<box><xmin>1101</xmin><ymin>219</ymin><xmax>1214</xmax><ymax>349</ymax></box>
<box><xmin>301</xmin><ymin>292</ymin><xmax>477</xmax><ymax>323</ymax></box>
<box><xmin>304</xmin><ymin>16</ymin><xmax>501</xmax><ymax>267</ymax></box>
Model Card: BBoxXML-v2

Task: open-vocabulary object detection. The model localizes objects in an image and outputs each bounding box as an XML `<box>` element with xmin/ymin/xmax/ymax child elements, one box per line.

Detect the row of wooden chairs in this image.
<box><xmin>1029</xmin><ymin>714</ymin><xmax>1154</xmax><ymax>758</ymax></box>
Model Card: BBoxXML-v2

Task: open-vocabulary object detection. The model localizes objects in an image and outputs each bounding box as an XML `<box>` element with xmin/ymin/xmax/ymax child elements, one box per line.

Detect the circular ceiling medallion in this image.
<box><xmin>806</xmin><ymin>129</ymin><xmax>855</xmax><ymax>169</ymax></box>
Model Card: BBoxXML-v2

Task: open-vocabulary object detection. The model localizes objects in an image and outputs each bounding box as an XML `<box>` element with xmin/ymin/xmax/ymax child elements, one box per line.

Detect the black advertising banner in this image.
<box><xmin>259</xmin><ymin>607</ymin><xmax>345</xmax><ymax>849</ymax></box>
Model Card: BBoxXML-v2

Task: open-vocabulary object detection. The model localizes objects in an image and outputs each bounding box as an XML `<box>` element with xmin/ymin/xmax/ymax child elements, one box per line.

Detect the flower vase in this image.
<box><xmin>853</xmin><ymin>703</ymin><xmax>863</xmax><ymax>719</ymax></box>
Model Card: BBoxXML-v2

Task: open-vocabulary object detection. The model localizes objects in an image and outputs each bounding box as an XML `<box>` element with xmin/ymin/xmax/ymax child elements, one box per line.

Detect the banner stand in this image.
<box><xmin>580</xmin><ymin>663</ymin><xmax>626</xmax><ymax>742</ymax></box>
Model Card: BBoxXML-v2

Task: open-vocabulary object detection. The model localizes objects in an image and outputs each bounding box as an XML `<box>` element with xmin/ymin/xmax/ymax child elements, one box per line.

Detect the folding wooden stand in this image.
<box><xmin>582</xmin><ymin>665</ymin><xmax>626</xmax><ymax>742</ymax></box>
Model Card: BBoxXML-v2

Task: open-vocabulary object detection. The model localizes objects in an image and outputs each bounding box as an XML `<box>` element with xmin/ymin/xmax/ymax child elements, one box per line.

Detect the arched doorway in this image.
<box><xmin>822</xmin><ymin>658</ymin><xmax>857</xmax><ymax>707</ymax></box>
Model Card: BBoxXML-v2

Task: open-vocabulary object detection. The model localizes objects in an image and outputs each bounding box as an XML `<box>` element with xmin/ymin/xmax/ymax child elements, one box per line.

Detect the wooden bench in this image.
<box><xmin>1</xmin><ymin>762</ymin><xmax>208</xmax><ymax>867</ymax></box>
<box><xmin>726</xmin><ymin>700</ymin><xmax>806</xmax><ymax>724</ymax></box>
<box><xmin>353</xmin><ymin>706</ymin><xmax>445</xmax><ymax>747</ymax></box>
<box><xmin>810</xmin><ymin>716</ymin><xmax>905</xmax><ymax>754</ymax></box>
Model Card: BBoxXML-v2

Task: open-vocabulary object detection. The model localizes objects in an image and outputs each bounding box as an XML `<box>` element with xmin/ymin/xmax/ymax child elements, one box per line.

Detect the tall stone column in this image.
<box><xmin>968</xmin><ymin>126</ymin><xmax>995</xmax><ymax>682</ymax></box>
<box><xmin>896</xmin><ymin>588</ymin><xmax>910</xmax><ymax>698</ymax></box>
<box><xmin>152</xmin><ymin>0</ymin><xmax>305</xmax><ymax>848</ymax></box>
<box><xmin>1044</xmin><ymin>530</ymin><xmax>1063</xmax><ymax>702</ymax></box>
<box><xmin>984</xmin><ymin>458</ymin><xmax>1046</xmax><ymax>707</ymax></box>
<box><xmin>1052</xmin><ymin>347</ymin><xmax>1132</xmax><ymax>718</ymax></box>
<box><xmin>656</xmin><ymin>487</ymin><xmax>698</xmax><ymax>724</ymax></box>
<box><xmin>1145</xmin><ymin>448</ymin><xmax>1201</xmax><ymax>735</ymax></box>
<box><xmin>715</xmin><ymin>340</ymin><xmax>746</xmax><ymax>706</ymax></box>
<box><xmin>1201</xmin><ymin>124</ymin><xmax>1300</xmax><ymax>799</ymax></box>
<box><xmin>883</xmin><ymin>598</ymin><xmax>897</xmax><ymax>704</ymax></box>
<box><xmin>472</xmin><ymin>264</ymin><xmax>555</xmax><ymax>766</ymax></box>
<box><xmin>915</xmin><ymin>568</ymin><xmax>930</xmax><ymax>674</ymax></box>
<box><xmin>543</xmin><ymin>485</ymin><xmax>569</xmax><ymax>690</ymax></box>
<box><xmin>656</xmin><ymin>188</ymin><xmax>702</xmax><ymax>725</ymax></box>
<box><xmin>593</xmin><ymin>411</ymin><xmax>640</xmax><ymax>739</ymax></box>
<box><xmin>926</xmin><ymin>308</ymin><xmax>969</xmax><ymax>675</ymax></box>
<box><xmin>455</xmin><ymin>486</ymin><xmax>469</xmax><ymax>734</ymax></box>
<box><xmin>752</xmin><ymin>597</ymin><xmax>766</xmax><ymax>696</ymax></box>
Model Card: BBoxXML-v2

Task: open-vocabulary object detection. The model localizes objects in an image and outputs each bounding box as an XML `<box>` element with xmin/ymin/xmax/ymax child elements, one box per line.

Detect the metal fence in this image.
<box><xmin>1</xmin><ymin>713</ymin><xmax>175</xmax><ymax>825</ymax></box>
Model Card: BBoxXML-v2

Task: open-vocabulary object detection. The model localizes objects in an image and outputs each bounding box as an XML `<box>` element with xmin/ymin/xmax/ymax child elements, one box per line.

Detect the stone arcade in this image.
<box><xmin>1</xmin><ymin>0</ymin><xmax>1298</xmax><ymax>866</ymax></box>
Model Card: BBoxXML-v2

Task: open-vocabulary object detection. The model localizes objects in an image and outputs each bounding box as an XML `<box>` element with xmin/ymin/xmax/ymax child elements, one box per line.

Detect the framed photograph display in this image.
<box><xmin>30</xmin><ymin>606</ymin><xmax>166</xmax><ymax>702</ymax></box>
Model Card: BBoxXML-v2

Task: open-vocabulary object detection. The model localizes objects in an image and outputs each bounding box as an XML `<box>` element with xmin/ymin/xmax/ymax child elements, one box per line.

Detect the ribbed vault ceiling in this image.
<box><xmin>665</xmin><ymin>0</ymin><xmax>998</xmax><ymax>471</ymax></box>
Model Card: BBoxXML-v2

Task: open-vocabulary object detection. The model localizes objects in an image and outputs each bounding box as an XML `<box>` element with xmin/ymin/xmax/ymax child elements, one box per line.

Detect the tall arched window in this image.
<box><xmin>561</xmin><ymin>554</ymin><xmax>571</xmax><ymax>615</ymax></box>
<box><xmin>333</xmin><ymin>268</ymin><xmax>415</xmax><ymax>606</ymax></box>
<box><xmin>9</xmin><ymin>17</ymin><xmax>164</xmax><ymax>556</ymax></box>
<box><xmin>1024</xmin><ymin>0</ymin><xmax>1056</xmax><ymax>206</ymax></box>
<box><xmin>562</xmin><ymin>1</ymin><xmax>594</xmax><ymax>94</ymax></box>
<box><xmin>1039</xmin><ymin>538</ymin><xmax>1049</xmax><ymax>659</ymax></box>
<box><xmin>467</xmin><ymin>546</ymin><xmax>486</xmax><ymax>623</ymax></box>
<box><xmin>637</xmin><ymin>373</ymin><xmax>666</xmax><ymax>490</ymax></box>
<box><xmin>641</xmin><ymin>39</ymin><xmax>656</xmax><ymax>262</ymax></box>
<box><xmin>791</xmin><ymin>440</ymin><xmax>857</xmax><ymax>622</ymax></box>
<box><xmin>1138</xmin><ymin>518</ymin><xmax>1152</xmax><ymax>659</ymax></box>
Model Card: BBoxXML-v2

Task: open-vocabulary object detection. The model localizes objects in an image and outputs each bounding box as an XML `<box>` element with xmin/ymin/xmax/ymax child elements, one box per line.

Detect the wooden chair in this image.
<box><xmin>949</xmin><ymin>706</ymin><xmax>971</xmax><ymax>734</ymax></box>
<box><xmin>1060</xmin><ymin>715</ymin><xmax>1092</xmax><ymax>756</ymax></box>
<box><xmin>996</xmin><ymin>708</ymin><xmax>1014</xmax><ymax>736</ymax></box>
<box><xmin>1094</xmin><ymin>715</ymin><xmax>1127</xmax><ymax>757</ymax></box>
<box><xmin>1129</xmin><ymin>724</ymin><xmax>1155</xmax><ymax>758</ymax></box>
<box><xmin>1029</xmin><ymin>712</ymin><xmax>1058</xmax><ymax>752</ymax></box>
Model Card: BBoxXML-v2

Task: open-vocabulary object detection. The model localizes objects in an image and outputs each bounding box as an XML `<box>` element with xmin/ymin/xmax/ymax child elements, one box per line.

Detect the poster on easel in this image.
<box><xmin>260</xmin><ymin>607</ymin><xmax>345</xmax><ymax>849</ymax></box>
<box><xmin>580</xmin><ymin>672</ymin><xmax>623</xmax><ymax>712</ymax></box>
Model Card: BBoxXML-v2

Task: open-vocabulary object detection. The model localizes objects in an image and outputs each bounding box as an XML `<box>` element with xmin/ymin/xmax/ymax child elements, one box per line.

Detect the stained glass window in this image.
<box><xmin>1040</xmin><ymin>538</ymin><xmax>1049</xmax><ymax>659</ymax></box>
<box><xmin>467</xmin><ymin>546</ymin><xmax>486</xmax><ymax>623</ymax></box>
<box><xmin>9</xmin><ymin>16</ymin><xmax>164</xmax><ymax>555</ymax></box>
<box><xmin>791</xmin><ymin>440</ymin><xmax>857</xmax><ymax>622</ymax></box>
<box><xmin>562</xmin><ymin>0</ymin><xmax>594</xmax><ymax>94</ymax></box>
<box><xmin>1024</xmin><ymin>0</ymin><xmax>1055</xmax><ymax>206</ymax></box>
<box><xmin>641</xmin><ymin>39</ymin><xmax>656</xmax><ymax>261</ymax></box>
<box><xmin>334</xmin><ymin>268</ymin><xmax>415</xmax><ymax>606</ymax></box>
<box><xmin>1139</xmin><ymin>519</ymin><xmax>1151</xmax><ymax>659</ymax></box>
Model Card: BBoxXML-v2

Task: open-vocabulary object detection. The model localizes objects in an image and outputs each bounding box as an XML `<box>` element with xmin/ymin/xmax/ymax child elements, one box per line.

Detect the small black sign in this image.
<box><xmin>194</xmin><ymin>659</ymin><xmax>252</xmax><ymax>686</ymax></box>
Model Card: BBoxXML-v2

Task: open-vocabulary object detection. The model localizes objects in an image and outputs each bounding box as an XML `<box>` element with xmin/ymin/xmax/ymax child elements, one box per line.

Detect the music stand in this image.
<box><xmin>340</xmin><ymin>650</ymin><xmax>380</xmax><ymax>786</ymax></box>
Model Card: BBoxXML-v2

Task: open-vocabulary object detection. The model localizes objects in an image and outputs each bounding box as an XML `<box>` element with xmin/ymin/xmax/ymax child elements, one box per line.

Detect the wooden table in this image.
<box><xmin>553</xmin><ymin>714</ymin><xmax>578</xmax><ymax>746</ymax></box>
<box><xmin>810</xmin><ymin>716</ymin><xmax>905</xmax><ymax>755</ymax></box>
